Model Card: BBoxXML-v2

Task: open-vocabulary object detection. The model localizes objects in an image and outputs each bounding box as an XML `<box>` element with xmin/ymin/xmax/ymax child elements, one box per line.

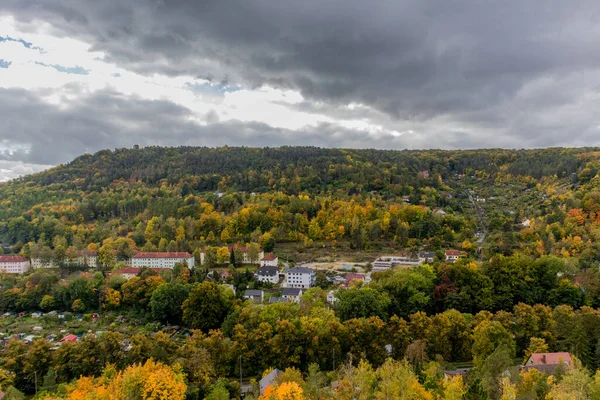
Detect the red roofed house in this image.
<box><xmin>523</xmin><ymin>352</ymin><xmax>572</xmax><ymax>374</ymax></box>
<box><xmin>116</xmin><ymin>267</ymin><xmax>170</xmax><ymax>280</ymax></box>
<box><xmin>131</xmin><ymin>252</ymin><xmax>194</xmax><ymax>269</ymax></box>
<box><xmin>445</xmin><ymin>250</ymin><xmax>467</xmax><ymax>262</ymax></box>
<box><xmin>345</xmin><ymin>273</ymin><xmax>365</xmax><ymax>285</ymax></box>
<box><xmin>261</xmin><ymin>253</ymin><xmax>279</xmax><ymax>267</ymax></box>
<box><xmin>0</xmin><ymin>255</ymin><xmax>30</xmax><ymax>274</ymax></box>
<box><xmin>60</xmin><ymin>334</ymin><xmax>78</xmax><ymax>343</ymax></box>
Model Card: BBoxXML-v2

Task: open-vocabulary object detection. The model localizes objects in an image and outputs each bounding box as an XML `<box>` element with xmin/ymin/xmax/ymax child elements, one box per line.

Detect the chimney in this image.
<box><xmin>541</xmin><ymin>354</ymin><xmax>546</xmax><ymax>364</ymax></box>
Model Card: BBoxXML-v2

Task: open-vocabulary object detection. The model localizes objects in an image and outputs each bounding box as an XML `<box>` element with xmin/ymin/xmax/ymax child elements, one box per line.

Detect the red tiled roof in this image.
<box><xmin>132</xmin><ymin>252</ymin><xmax>192</xmax><ymax>259</ymax></box>
<box><xmin>445</xmin><ymin>250</ymin><xmax>467</xmax><ymax>256</ymax></box>
<box><xmin>60</xmin><ymin>334</ymin><xmax>78</xmax><ymax>342</ymax></box>
<box><xmin>345</xmin><ymin>273</ymin><xmax>365</xmax><ymax>284</ymax></box>
<box><xmin>527</xmin><ymin>352</ymin><xmax>572</xmax><ymax>366</ymax></box>
<box><xmin>0</xmin><ymin>256</ymin><xmax>28</xmax><ymax>262</ymax></box>
<box><xmin>262</xmin><ymin>253</ymin><xmax>278</xmax><ymax>261</ymax></box>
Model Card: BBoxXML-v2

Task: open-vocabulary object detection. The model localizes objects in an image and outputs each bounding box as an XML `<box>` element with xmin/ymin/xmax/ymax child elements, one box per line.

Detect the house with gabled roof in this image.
<box><xmin>522</xmin><ymin>352</ymin><xmax>572</xmax><ymax>375</ymax></box>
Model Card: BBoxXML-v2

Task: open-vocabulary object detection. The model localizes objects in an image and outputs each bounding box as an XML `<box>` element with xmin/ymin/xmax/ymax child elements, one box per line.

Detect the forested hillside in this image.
<box><xmin>0</xmin><ymin>146</ymin><xmax>597</xmax><ymax>262</ymax></box>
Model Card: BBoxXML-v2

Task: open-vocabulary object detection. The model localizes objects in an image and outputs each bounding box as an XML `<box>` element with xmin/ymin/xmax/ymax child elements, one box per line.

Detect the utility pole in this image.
<box><xmin>34</xmin><ymin>370</ymin><xmax>38</xmax><ymax>394</ymax></box>
<box><xmin>239</xmin><ymin>355</ymin><xmax>243</xmax><ymax>387</ymax></box>
<box><xmin>332</xmin><ymin>348</ymin><xmax>335</xmax><ymax>371</ymax></box>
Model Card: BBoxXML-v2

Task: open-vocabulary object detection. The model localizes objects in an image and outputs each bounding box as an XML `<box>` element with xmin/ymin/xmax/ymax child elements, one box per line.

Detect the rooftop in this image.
<box><xmin>0</xmin><ymin>255</ymin><xmax>28</xmax><ymax>262</ymax></box>
<box><xmin>132</xmin><ymin>252</ymin><xmax>192</xmax><ymax>259</ymax></box>
<box><xmin>262</xmin><ymin>253</ymin><xmax>278</xmax><ymax>261</ymax></box>
<box><xmin>287</xmin><ymin>266</ymin><xmax>313</xmax><ymax>274</ymax></box>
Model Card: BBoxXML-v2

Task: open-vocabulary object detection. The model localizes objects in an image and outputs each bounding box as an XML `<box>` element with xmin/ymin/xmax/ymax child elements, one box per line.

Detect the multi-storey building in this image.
<box><xmin>131</xmin><ymin>252</ymin><xmax>194</xmax><ymax>269</ymax></box>
<box><xmin>0</xmin><ymin>256</ymin><xmax>30</xmax><ymax>274</ymax></box>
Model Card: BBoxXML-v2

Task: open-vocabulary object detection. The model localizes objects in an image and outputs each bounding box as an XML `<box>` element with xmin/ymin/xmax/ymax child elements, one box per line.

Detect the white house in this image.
<box><xmin>0</xmin><ymin>256</ymin><xmax>30</xmax><ymax>274</ymax></box>
<box><xmin>284</xmin><ymin>267</ymin><xmax>315</xmax><ymax>289</ymax></box>
<box><xmin>256</xmin><ymin>266</ymin><xmax>280</xmax><ymax>284</ymax></box>
<box><xmin>445</xmin><ymin>250</ymin><xmax>466</xmax><ymax>262</ymax></box>
<box><xmin>418</xmin><ymin>252</ymin><xmax>436</xmax><ymax>263</ymax></box>
<box><xmin>521</xmin><ymin>219</ymin><xmax>531</xmax><ymax>228</ymax></box>
<box><xmin>131</xmin><ymin>252</ymin><xmax>194</xmax><ymax>269</ymax></box>
<box><xmin>282</xmin><ymin>288</ymin><xmax>304</xmax><ymax>303</ymax></box>
<box><xmin>261</xmin><ymin>253</ymin><xmax>278</xmax><ymax>267</ymax></box>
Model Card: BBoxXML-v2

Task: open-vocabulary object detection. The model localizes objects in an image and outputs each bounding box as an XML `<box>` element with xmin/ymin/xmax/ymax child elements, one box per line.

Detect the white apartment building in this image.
<box><xmin>284</xmin><ymin>267</ymin><xmax>315</xmax><ymax>289</ymax></box>
<box><xmin>0</xmin><ymin>256</ymin><xmax>31</xmax><ymax>274</ymax></box>
<box><xmin>31</xmin><ymin>258</ymin><xmax>57</xmax><ymax>269</ymax></box>
<box><xmin>131</xmin><ymin>252</ymin><xmax>194</xmax><ymax>269</ymax></box>
<box><xmin>76</xmin><ymin>250</ymin><xmax>98</xmax><ymax>268</ymax></box>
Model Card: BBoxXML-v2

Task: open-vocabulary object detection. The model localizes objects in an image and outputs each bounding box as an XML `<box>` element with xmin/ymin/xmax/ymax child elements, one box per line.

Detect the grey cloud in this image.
<box><xmin>3</xmin><ymin>0</ymin><xmax>600</xmax><ymax>121</ymax></box>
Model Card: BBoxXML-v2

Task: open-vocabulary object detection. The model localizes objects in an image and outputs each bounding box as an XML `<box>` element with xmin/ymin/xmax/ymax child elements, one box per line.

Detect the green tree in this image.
<box><xmin>182</xmin><ymin>282</ymin><xmax>234</xmax><ymax>331</ymax></box>
<box><xmin>335</xmin><ymin>287</ymin><xmax>391</xmax><ymax>321</ymax></box>
<box><xmin>150</xmin><ymin>283</ymin><xmax>190</xmax><ymax>324</ymax></box>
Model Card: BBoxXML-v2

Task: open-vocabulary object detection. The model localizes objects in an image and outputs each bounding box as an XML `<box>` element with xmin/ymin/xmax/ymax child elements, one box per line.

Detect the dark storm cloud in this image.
<box><xmin>3</xmin><ymin>0</ymin><xmax>600</xmax><ymax>120</ymax></box>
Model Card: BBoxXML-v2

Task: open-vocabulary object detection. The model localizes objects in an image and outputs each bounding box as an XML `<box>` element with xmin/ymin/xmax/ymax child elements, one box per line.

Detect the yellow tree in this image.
<box><xmin>260</xmin><ymin>381</ymin><xmax>305</xmax><ymax>400</ymax></box>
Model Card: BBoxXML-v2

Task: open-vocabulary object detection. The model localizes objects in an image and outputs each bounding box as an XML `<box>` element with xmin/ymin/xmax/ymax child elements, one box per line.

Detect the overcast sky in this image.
<box><xmin>2</xmin><ymin>1</ymin><xmax>600</xmax><ymax>181</ymax></box>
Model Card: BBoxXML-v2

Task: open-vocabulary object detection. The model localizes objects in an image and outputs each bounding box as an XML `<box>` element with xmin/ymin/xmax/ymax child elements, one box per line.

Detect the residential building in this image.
<box><xmin>261</xmin><ymin>253</ymin><xmax>279</xmax><ymax>267</ymax></box>
<box><xmin>243</xmin><ymin>290</ymin><xmax>264</xmax><ymax>303</ymax></box>
<box><xmin>260</xmin><ymin>369</ymin><xmax>282</xmax><ymax>395</ymax></box>
<box><xmin>372</xmin><ymin>255</ymin><xmax>423</xmax><ymax>271</ymax></box>
<box><xmin>131</xmin><ymin>252</ymin><xmax>194</xmax><ymax>269</ymax></box>
<box><xmin>60</xmin><ymin>334</ymin><xmax>78</xmax><ymax>343</ymax></box>
<box><xmin>199</xmin><ymin>246</ymin><xmax>264</xmax><ymax>265</ymax></box>
<box><xmin>256</xmin><ymin>266</ymin><xmax>280</xmax><ymax>284</ymax></box>
<box><xmin>522</xmin><ymin>352</ymin><xmax>572</xmax><ymax>374</ymax></box>
<box><xmin>282</xmin><ymin>288</ymin><xmax>304</xmax><ymax>303</ymax></box>
<box><xmin>284</xmin><ymin>267</ymin><xmax>315</xmax><ymax>288</ymax></box>
<box><xmin>521</xmin><ymin>219</ymin><xmax>531</xmax><ymax>228</ymax></box>
<box><xmin>31</xmin><ymin>258</ymin><xmax>57</xmax><ymax>269</ymax></box>
<box><xmin>76</xmin><ymin>250</ymin><xmax>98</xmax><ymax>268</ymax></box>
<box><xmin>418</xmin><ymin>252</ymin><xmax>436</xmax><ymax>263</ymax></box>
<box><xmin>0</xmin><ymin>256</ymin><xmax>30</xmax><ymax>274</ymax></box>
<box><xmin>445</xmin><ymin>250</ymin><xmax>467</xmax><ymax>262</ymax></box>
<box><xmin>229</xmin><ymin>246</ymin><xmax>265</xmax><ymax>264</ymax></box>
<box><xmin>269</xmin><ymin>296</ymin><xmax>286</xmax><ymax>304</ymax></box>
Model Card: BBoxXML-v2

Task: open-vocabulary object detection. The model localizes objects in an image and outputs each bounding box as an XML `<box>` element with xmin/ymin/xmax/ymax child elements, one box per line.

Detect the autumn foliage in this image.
<box><xmin>66</xmin><ymin>360</ymin><xmax>186</xmax><ymax>400</ymax></box>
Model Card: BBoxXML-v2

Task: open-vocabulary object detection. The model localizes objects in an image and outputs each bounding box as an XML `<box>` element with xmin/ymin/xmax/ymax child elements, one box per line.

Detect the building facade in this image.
<box><xmin>131</xmin><ymin>252</ymin><xmax>194</xmax><ymax>269</ymax></box>
<box><xmin>284</xmin><ymin>267</ymin><xmax>315</xmax><ymax>288</ymax></box>
<box><xmin>0</xmin><ymin>256</ymin><xmax>30</xmax><ymax>274</ymax></box>
<box><xmin>261</xmin><ymin>253</ymin><xmax>278</xmax><ymax>267</ymax></box>
<box><xmin>256</xmin><ymin>266</ymin><xmax>280</xmax><ymax>284</ymax></box>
